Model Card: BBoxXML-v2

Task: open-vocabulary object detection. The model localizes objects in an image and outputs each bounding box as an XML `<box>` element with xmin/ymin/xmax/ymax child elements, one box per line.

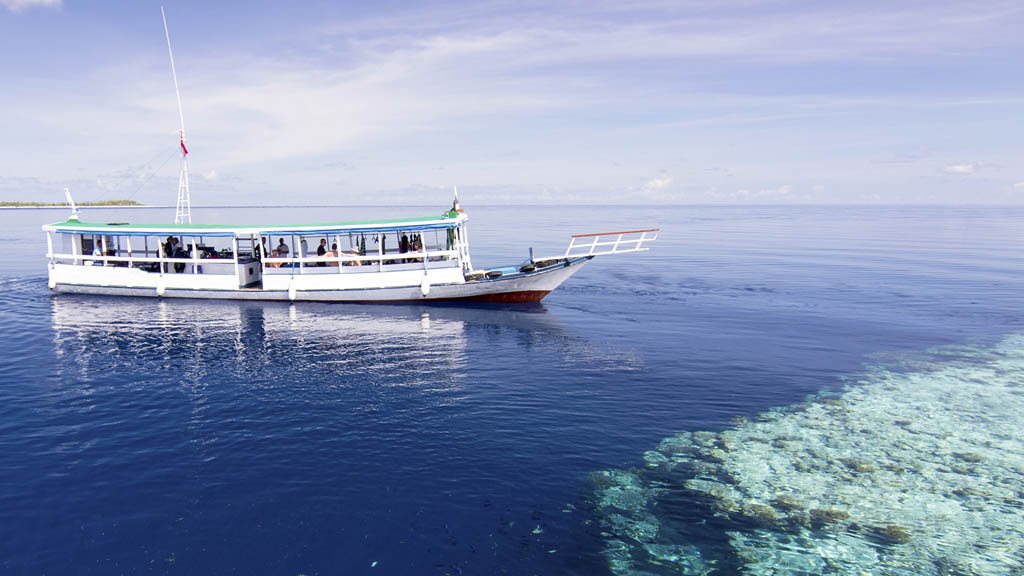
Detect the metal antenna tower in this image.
<box><xmin>161</xmin><ymin>6</ymin><xmax>191</xmax><ymax>224</ymax></box>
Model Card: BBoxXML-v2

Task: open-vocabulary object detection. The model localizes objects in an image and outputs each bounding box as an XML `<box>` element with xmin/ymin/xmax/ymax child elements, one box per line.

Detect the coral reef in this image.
<box><xmin>593</xmin><ymin>334</ymin><xmax>1024</xmax><ymax>575</ymax></box>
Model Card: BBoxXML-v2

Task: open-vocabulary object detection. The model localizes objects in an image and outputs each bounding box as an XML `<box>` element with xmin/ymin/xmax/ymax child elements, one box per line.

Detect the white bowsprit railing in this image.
<box><xmin>562</xmin><ymin>228</ymin><xmax>659</xmax><ymax>259</ymax></box>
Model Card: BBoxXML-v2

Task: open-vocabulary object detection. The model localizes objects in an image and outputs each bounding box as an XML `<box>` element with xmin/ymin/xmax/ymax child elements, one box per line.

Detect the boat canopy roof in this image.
<box><xmin>43</xmin><ymin>210</ymin><xmax>467</xmax><ymax>237</ymax></box>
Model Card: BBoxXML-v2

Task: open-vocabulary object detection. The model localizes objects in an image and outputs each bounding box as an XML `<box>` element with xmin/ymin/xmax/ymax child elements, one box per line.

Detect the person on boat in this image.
<box><xmin>406</xmin><ymin>233</ymin><xmax>422</xmax><ymax>263</ymax></box>
<box><xmin>300</xmin><ymin>239</ymin><xmax>309</xmax><ymax>262</ymax></box>
<box><xmin>317</xmin><ymin>239</ymin><xmax>327</xmax><ymax>267</ymax></box>
<box><xmin>172</xmin><ymin>239</ymin><xmax>187</xmax><ymax>273</ymax></box>
<box><xmin>400</xmin><ymin>233</ymin><xmax>410</xmax><ymax>262</ymax></box>
<box><xmin>162</xmin><ymin>236</ymin><xmax>175</xmax><ymax>272</ymax></box>
<box><xmin>257</xmin><ymin>237</ymin><xmax>267</xmax><ymax>261</ymax></box>
<box><xmin>326</xmin><ymin>242</ymin><xmax>339</xmax><ymax>267</ymax></box>
<box><xmin>277</xmin><ymin>238</ymin><xmax>289</xmax><ymax>260</ymax></box>
<box><xmin>87</xmin><ymin>240</ymin><xmax>102</xmax><ymax>266</ymax></box>
<box><xmin>338</xmin><ymin>241</ymin><xmax>361</xmax><ymax>266</ymax></box>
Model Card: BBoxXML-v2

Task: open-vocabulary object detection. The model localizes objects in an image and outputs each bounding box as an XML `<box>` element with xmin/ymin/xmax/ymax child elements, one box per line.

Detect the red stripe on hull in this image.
<box><xmin>454</xmin><ymin>290</ymin><xmax>551</xmax><ymax>303</ymax></box>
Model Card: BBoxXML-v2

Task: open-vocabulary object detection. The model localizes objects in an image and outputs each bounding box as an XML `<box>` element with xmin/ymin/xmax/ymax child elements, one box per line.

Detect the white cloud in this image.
<box><xmin>1</xmin><ymin>0</ymin><xmax>59</xmax><ymax>12</ymax></box>
<box><xmin>0</xmin><ymin>32</ymin><xmax>566</xmax><ymax>179</ymax></box>
<box><xmin>134</xmin><ymin>40</ymin><xmax>563</xmax><ymax>168</ymax></box>
<box><xmin>943</xmin><ymin>162</ymin><xmax>981</xmax><ymax>174</ymax></box>
<box><xmin>813</xmin><ymin>184</ymin><xmax>825</xmax><ymax>191</ymax></box>
<box><xmin>757</xmin><ymin>184</ymin><xmax>793</xmax><ymax>199</ymax></box>
<box><xmin>202</xmin><ymin>170</ymin><xmax>218</xmax><ymax>181</ymax></box>
<box><xmin>627</xmin><ymin>173</ymin><xmax>678</xmax><ymax>202</ymax></box>
<box><xmin>642</xmin><ymin>174</ymin><xmax>672</xmax><ymax>191</ymax></box>
<box><xmin>1014</xmin><ymin>182</ymin><xmax>1024</xmax><ymax>190</ymax></box>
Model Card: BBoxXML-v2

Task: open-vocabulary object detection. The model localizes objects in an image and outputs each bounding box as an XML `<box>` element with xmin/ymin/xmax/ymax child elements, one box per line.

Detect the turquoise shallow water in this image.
<box><xmin>0</xmin><ymin>204</ymin><xmax>1022</xmax><ymax>574</ymax></box>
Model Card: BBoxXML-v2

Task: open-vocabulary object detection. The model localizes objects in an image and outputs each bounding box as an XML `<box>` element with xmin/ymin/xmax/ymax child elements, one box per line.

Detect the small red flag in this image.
<box><xmin>180</xmin><ymin>133</ymin><xmax>188</xmax><ymax>157</ymax></box>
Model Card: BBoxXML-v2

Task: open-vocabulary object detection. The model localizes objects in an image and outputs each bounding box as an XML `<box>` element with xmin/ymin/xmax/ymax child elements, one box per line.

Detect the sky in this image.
<box><xmin>1</xmin><ymin>0</ymin><xmax>1022</xmax><ymax>205</ymax></box>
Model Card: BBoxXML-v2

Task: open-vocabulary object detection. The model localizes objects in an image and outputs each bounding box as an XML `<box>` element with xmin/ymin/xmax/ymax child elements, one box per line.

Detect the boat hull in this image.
<box><xmin>49</xmin><ymin>258</ymin><xmax>588</xmax><ymax>303</ymax></box>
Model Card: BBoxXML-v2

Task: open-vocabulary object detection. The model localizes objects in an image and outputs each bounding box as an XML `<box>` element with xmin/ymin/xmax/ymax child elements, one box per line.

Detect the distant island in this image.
<box><xmin>0</xmin><ymin>200</ymin><xmax>144</xmax><ymax>207</ymax></box>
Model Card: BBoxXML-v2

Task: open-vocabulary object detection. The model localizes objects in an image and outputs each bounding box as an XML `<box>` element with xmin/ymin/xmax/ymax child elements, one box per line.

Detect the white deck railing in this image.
<box><xmin>559</xmin><ymin>228</ymin><xmax>659</xmax><ymax>259</ymax></box>
<box><xmin>262</xmin><ymin>248</ymin><xmax>461</xmax><ymax>273</ymax></box>
<box><xmin>47</xmin><ymin>245</ymin><xmax>464</xmax><ymax>274</ymax></box>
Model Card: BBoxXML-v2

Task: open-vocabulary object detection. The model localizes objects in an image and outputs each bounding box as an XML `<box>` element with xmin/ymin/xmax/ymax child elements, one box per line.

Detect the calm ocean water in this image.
<box><xmin>1</xmin><ymin>205</ymin><xmax>1022</xmax><ymax>575</ymax></box>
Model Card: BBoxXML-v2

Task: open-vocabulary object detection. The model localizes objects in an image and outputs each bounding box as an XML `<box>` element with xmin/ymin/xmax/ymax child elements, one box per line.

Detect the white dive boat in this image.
<box><xmin>42</xmin><ymin>199</ymin><xmax>658</xmax><ymax>303</ymax></box>
<box><xmin>41</xmin><ymin>8</ymin><xmax>657</xmax><ymax>303</ymax></box>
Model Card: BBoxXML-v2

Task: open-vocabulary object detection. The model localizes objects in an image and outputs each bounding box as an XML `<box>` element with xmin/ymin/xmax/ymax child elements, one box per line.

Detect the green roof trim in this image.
<box><xmin>45</xmin><ymin>212</ymin><xmax>461</xmax><ymax>233</ymax></box>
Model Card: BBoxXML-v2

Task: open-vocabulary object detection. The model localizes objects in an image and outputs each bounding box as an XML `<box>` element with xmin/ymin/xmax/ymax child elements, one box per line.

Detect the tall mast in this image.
<box><xmin>161</xmin><ymin>6</ymin><xmax>191</xmax><ymax>224</ymax></box>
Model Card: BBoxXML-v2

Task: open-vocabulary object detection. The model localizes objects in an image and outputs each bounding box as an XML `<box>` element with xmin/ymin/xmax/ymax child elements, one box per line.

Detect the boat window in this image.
<box><xmin>236</xmin><ymin>236</ymin><xmax>258</xmax><ymax>261</ymax></box>
<box><xmin>80</xmin><ymin>234</ymin><xmax>95</xmax><ymax>256</ymax></box>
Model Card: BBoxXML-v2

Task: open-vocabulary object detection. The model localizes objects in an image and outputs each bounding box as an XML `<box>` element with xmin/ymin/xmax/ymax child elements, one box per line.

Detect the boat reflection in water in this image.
<box><xmin>49</xmin><ymin>294</ymin><xmax>641</xmax><ymax>404</ymax></box>
<box><xmin>50</xmin><ymin>296</ymin><xmax>472</xmax><ymax>389</ymax></box>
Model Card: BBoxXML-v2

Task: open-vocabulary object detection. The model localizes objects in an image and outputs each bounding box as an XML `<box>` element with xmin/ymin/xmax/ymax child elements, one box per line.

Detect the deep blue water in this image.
<box><xmin>1</xmin><ymin>205</ymin><xmax>1022</xmax><ymax>575</ymax></box>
